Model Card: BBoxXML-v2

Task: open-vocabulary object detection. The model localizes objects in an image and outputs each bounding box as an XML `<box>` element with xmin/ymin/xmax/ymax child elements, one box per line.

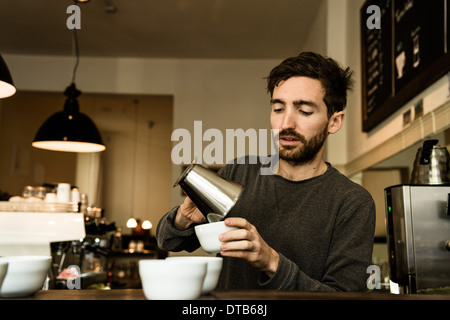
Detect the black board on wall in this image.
<box><xmin>361</xmin><ymin>0</ymin><xmax>450</xmax><ymax>132</ymax></box>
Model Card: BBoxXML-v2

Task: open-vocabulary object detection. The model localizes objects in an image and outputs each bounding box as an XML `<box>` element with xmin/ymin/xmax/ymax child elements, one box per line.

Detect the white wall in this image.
<box><xmin>325</xmin><ymin>0</ymin><xmax>349</xmax><ymax>165</ymax></box>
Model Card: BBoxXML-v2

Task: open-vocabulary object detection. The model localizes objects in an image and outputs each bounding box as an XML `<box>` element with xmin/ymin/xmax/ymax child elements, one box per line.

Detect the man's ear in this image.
<box><xmin>328</xmin><ymin>111</ymin><xmax>345</xmax><ymax>134</ymax></box>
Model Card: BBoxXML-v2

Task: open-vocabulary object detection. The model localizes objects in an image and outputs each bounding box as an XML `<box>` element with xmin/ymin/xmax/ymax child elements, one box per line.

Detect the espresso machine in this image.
<box><xmin>385</xmin><ymin>185</ymin><xmax>450</xmax><ymax>293</ymax></box>
<box><xmin>384</xmin><ymin>140</ymin><xmax>450</xmax><ymax>293</ymax></box>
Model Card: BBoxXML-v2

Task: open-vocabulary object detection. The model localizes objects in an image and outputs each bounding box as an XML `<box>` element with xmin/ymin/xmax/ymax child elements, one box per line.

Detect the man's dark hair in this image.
<box><xmin>266</xmin><ymin>52</ymin><xmax>354</xmax><ymax>118</ymax></box>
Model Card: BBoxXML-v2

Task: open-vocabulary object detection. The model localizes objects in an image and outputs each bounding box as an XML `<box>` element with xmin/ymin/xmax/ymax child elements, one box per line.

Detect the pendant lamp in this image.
<box><xmin>32</xmin><ymin>83</ymin><xmax>105</xmax><ymax>152</ymax></box>
<box><xmin>32</xmin><ymin>28</ymin><xmax>105</xmax><ymax>153</ymax></box>
<box><xmin>0</xmin><ymin>54</ymin><xmax>16</xmax><ymax>99</ymax></box>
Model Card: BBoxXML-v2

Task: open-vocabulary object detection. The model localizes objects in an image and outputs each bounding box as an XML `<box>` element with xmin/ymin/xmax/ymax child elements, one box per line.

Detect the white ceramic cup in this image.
<box><xmin>166</xmin><ymin>256</ymin><xmax>223</xmax><ymax>294</ymax></box>
<box><xmin>0</xmin><ymin>256</ymin><xmax>51</xmax><ymax>298</ymax></box>
<box><xmin>71</xmin><ymin>188</ymin><xmax>80</xmax><ymax>203</ymax></box>
<box><xmin>139</xmin><ymin>259</ymin><xmax>207</xmax><ymax>300</ymax></box>
<box><xmin>56</xmin><ymin>183</ymin><xmax>71</xmax><ymax>203</ymax></box>
<box><xmin>0</xmin><ymin>261</ymin><xmax>8</xmax><ymax>290</ymax></box>
<box><xmin>44</xmin><ymin>193</ymin><xmax>56</xmax><ymax>202</ymax></box>
<box><xmin>194</xmin><ymin>221</ymin><xmax>238</xmax><ymax>254</ymax></box>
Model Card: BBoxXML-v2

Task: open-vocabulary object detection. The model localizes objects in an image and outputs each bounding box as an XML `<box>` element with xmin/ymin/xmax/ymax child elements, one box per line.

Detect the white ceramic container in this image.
<box><xmin>194</xmin><ymin>221</ymin><xmax>238</xmax><ymax>254</ymax></box>
<box><xmin>139</xmin><ymin>259</ymin><xmax>207</xmax><ymax>300</ymax></box>
<box><xmin>166</xmin><ymin>256</ymin><xmax>223</xmax><ymax>294</ymax></box>
<box><xmin>0</xmin><ymin>261</ymin><xmax>8</xmax><ymax>290</ymax></box>
<box><xmin>0</xmin><ymin>256</ymin><xmax>51</xmax><ymax>298</ymax></box>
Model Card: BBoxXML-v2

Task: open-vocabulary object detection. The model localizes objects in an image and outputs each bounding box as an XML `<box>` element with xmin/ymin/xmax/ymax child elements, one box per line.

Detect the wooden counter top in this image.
<box><xmin>5</xmin><ymin>289</ymin><xmax>450</xmax><ymax>300</ymax></box>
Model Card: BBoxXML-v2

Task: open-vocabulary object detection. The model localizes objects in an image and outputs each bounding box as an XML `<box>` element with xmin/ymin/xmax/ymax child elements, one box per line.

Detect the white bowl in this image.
<box><xmin>194</xmin><ymin>221</ymin><xmax>238</xmax><ymax>254</ymax></box>
<box><xmin>0</xmin><ymin>256</ymin><xmax>51</xmax><ymax>298</ymax></box>
<box><xmin>0</xmin><ymin>262</ymin><xmax>8</xmax><ymax>289</ymax></box>
<box><xmin>166</xmin><ymin>256</ymin><xmax>223</xmax><ymax>294</ymax></box>
<box><xmin>139</xmin><ymin>259</ymin><xmax>207</xmax><ymax>300</ymax></box>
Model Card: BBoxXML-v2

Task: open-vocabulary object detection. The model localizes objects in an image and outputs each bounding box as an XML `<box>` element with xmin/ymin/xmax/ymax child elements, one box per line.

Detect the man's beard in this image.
<box><xmin>277</xmin><ymin>125</ymin><xmax>328</xmax><ymax>165</ymax></box>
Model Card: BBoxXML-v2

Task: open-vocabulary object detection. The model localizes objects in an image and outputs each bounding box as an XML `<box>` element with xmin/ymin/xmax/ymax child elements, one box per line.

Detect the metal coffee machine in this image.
<box><xmin>384</xmin><ymin>184</ymin><xmax>450</xmax><ymax>293</ymax></box>
<box><xmin>385</xmin><ymin>140</ymin><xmax>450</xmax><ymax>293</ymax></box>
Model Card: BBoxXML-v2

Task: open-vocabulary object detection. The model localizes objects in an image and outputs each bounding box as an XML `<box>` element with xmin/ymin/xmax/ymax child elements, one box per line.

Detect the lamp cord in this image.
<box><xmin>71</xmin><ymin>28</ymin><xmax>80</xmax><ymax>84</ymax></box>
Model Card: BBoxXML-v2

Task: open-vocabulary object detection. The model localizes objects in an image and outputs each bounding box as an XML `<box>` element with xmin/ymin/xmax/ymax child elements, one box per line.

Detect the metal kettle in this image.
<box><xmin>410</xmin><ymin>139</ymin><xmax>450</xmax><ymax>185</ymax></box>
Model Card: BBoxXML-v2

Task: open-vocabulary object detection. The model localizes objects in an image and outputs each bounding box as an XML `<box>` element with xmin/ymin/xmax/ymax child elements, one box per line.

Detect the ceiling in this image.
<box><xmin>0</xmin><ymin>0</ymin><xmax>324</xmax><ymax>60</ymax></box>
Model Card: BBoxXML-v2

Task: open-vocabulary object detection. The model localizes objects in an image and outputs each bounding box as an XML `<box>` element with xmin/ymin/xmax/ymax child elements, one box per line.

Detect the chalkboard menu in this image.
<box><xmin>361</xmin><ymin>0</ymin><xmax>450</xmax><ymax>132</ymax></box>
<box><xmin>361</xmin><ymin>0</ymin><xmax>393</xmax><ymax>117</ymax></box>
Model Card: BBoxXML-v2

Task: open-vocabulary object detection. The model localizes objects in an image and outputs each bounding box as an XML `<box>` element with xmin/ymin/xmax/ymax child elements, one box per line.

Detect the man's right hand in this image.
<box><xmin>173</xmin><ymin>197</ymin><xmax>206</xmax><ymax>231</ymax></box>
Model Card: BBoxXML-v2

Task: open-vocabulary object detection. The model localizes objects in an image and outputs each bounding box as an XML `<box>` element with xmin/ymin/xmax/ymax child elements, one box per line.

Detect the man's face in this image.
<box><xmin>270</xmin><ymin>76</ymin><xmax>330</xmax><ymax>165</ymax></box>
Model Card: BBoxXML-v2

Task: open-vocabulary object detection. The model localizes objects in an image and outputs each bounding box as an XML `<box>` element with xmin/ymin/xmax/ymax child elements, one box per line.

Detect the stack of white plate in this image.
<box><xmin>0</xmin><ymin>201</ymin><xmax>78</xmax><ymax>213</ymax></box>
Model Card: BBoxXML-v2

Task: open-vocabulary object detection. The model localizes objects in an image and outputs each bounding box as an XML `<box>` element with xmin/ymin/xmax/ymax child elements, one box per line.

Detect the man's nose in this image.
<box><xmin>280</xmin><ymin>108</ymin><xmax>296</xmax><ymax>130</ymax></box>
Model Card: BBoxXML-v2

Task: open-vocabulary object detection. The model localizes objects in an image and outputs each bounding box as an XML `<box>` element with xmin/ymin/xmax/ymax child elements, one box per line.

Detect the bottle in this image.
<box><xmin>71</xmin><ymin>188</ymin><xmax>80</xmax><ymax>203</ymax></box>
<box><xmin>35</xmin><ymin>186</ymin><xmax>47</xmax><ymax>200</ymax></box>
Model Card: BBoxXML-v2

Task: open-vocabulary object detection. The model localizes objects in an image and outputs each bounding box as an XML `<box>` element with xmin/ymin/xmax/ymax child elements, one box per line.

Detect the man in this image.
<box><xmin>157</xmin><ymin>52</ymin><xmax>375</xmax><ymax>292</ymax></box>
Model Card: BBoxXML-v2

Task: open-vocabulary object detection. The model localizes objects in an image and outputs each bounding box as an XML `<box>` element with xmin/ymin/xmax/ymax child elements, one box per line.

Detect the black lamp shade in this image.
<box><xmin>0</xmin><ymin>54</ymin><xmax>16</xmax><ymax>99</ymax></box>
<box><xmin>32</xmin><ymin>91</ymin><xmax>105</xmax><ymax>153</ymax></box>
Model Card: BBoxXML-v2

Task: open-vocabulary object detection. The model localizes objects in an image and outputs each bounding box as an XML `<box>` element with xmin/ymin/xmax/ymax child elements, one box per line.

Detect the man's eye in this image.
<box><xmin>300</xmin><ymin>110</ymin><xmax>313</xmax><ymax>116</ymax></box>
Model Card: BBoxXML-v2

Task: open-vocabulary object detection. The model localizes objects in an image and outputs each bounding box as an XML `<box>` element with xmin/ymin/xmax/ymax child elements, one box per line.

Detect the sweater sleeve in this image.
<box><xmin>156</xmin><ymin>206</ymin><xmax>201</xmax><ymax>253</ymax></box>
<box><xmin>259</xmin><ymin>197</ymin><xmax>376</xmax><ymax>292</ymax></box>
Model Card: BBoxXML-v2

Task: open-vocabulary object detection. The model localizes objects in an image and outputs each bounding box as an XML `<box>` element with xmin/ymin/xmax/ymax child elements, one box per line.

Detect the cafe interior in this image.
<box><xmin>0</xmin><ymin>0</ymin><xmax>449</xmax><ymax>300</ymax></box>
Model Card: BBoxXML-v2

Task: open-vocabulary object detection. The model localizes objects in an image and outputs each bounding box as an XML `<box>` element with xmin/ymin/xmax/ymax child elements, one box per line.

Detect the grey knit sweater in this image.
<box><xmin>156</xmin><ymin>158</ymin><xmax>375</xmax><ymax>292</ymax></box>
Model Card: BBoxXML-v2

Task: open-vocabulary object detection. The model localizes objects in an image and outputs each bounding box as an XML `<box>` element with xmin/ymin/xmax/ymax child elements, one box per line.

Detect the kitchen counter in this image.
<box><xmin>4</xmin><ymin>289</ymin><xmax>450</xmax><ymax>300</ymax></box>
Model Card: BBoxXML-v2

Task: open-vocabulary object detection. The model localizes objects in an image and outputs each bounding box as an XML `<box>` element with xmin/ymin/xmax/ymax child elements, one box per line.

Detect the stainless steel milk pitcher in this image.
<box><xmin>173</xmin><ymin>163</ymin><xmax>243</xmax><ymax>221</ymax></box>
